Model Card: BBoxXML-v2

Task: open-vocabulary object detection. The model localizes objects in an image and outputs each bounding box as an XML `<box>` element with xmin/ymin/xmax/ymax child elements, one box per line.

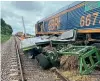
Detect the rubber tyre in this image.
<box><xmin>36</xmin><ymin>54</ymin><xmax>51</xmax><ymax>69</ymax></box>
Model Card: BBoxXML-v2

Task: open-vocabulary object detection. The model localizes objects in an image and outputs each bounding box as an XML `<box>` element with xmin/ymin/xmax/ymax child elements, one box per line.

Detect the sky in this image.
<box><xmin>1</xmin><ymin>1</ymin><xmax>74</xmax><ymax>35</ymax></box>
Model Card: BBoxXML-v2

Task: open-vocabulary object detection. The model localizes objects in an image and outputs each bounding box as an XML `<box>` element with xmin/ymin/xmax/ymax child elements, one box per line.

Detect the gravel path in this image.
<box><xmin>1</xmin><ymin>37</ymin><xmax>17</xmax><ymax>81</ymax></box>
<box><xmin>1</xmin><ymin>36</ymin><xmax>56</xmax><ymax>81</ymax></box>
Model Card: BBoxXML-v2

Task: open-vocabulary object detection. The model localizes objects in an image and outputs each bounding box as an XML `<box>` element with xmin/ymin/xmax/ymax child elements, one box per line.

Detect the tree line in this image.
<box><xmin>1</xmin><ymin>18</ymin><xmax>13</xmax><ymax>35</ymax></box>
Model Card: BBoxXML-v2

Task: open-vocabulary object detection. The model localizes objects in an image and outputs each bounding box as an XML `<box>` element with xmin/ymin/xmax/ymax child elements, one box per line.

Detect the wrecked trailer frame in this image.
<box><xmin>21</xmin><ymin>29</ymin><xmax>77</xmax><ymax>54</ymax></box>
<box><xmin>58</xmin><ymin>45</ymin><xmax>100</xmax><ymax>74</ymax></box>
<box><xmin>20</xmin><ymin>29</ymin><xmax>100</xmax><ymax>75</ymax></box>
<box><xmin>36</xmin><ymin>42</ymin><xmax>100</xmax><ymax>75</ymax></box>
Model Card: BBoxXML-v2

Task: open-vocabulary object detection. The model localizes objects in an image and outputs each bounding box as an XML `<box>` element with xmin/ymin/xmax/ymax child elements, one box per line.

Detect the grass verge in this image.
<box><xmin>1</xmin><ymin>34</ymin><xmax>11</xmax><ymax>43</ymax></box>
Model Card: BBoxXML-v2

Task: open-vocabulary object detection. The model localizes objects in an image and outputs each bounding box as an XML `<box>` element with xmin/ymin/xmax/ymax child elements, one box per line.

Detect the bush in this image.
<box><xmin>1</xmin><ymin>18</ymin><xmax>13</xmax><ymax>35</ymax></box>
<box><xmin>1</xmin><ymin>18</ymin><xmax>13</xmax><ymax>43</ymax></box>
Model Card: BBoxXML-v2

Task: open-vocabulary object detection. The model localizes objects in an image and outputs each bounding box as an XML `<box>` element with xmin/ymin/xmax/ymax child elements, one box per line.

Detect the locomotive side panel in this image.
<box><xmin>36</xmin><ymin>1</ymin><xmax>100</xmax><ymax>35</ymax></box>
<box><xmin>67</xmin><ymin>2</ymin><xmax>85</xmax><ymax>29</ymax></box>
<box><xmin>79</xmin><ymin>1</ymin><xmax>100</xmax><ymax>28</ymax></box>
<box><xmin>59</xmin><ymin>12</ymin><xmax>68</xmax><ymax>30</ymax></box>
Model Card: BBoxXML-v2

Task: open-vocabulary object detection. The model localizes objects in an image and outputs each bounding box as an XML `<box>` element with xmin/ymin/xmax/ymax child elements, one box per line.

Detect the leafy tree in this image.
<box><xmin>1</xmin><ymin>18</ymin><xmax>13</xmax><ymax>35</ymax></box>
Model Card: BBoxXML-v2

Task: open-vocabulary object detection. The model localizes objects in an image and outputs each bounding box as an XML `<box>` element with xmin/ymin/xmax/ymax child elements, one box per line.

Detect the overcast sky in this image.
<box><xmin>1</xmin><ymin>1</ymin><xmax>74</xmax><ymax>35</ymax></box>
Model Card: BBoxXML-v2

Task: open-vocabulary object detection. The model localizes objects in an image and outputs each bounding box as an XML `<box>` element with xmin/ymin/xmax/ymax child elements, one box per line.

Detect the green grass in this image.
<box><xmin>1</xmin><ymin>34</ymin><xmax>11</xmax><ymax>43</ymax></box>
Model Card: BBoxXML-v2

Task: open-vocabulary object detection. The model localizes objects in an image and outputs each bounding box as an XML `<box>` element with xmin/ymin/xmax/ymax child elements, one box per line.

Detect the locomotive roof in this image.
<box><xmin>38</xmin><ymin>1</ymin><xmax>83</xmax><ymax>23</ymax></box>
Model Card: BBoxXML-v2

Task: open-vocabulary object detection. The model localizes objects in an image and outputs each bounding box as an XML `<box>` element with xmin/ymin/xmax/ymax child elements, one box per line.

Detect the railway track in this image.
<box><xmin>10</xmin><ymin>36</ymin><xmax>56</xmax><ymax>81</ymax></box>
<box><xmin>15</xmin><ymin>36</ymin><xmax>72</xmax><ymax>81</ymax></box>
<box><xmin>14</xmin><ymin>36</ymin><xmax>24</xmax><ymax>81</ymax></box>
<box><xmin>6</xmin><ymin>36</ymin><xmax>24</xmax><ymax>81</ymax></box>
<box><xmin>1</xmin><ymin>36</ymin><xmax>21</xmax><ymax>81</ymax></box>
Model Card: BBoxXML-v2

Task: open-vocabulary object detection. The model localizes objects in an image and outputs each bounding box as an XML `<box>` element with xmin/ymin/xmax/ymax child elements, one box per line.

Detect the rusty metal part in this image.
<box><xmin>51</xmin><ymin>67</ymin><xmax>70</xmax><ymax>81</ymax></box>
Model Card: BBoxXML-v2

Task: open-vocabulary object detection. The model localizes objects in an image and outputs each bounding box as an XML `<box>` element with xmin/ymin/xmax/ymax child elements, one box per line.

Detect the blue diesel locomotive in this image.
<box><xmin>35</xmin><ymin>1</ymin><xmax>100</xmax><ymax>42</ymax></box>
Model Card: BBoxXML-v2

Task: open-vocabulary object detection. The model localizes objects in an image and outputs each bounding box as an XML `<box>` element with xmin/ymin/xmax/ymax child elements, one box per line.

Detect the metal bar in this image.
<box><xmin>51</xmin><ymin>67</ymin><xmax>70</xmax><ymax>81</ymax></box>
<box><xmin>58</xmin><ymin>51</ymin><xmax>79</xmax><ymax>55</ymax></box>
<box><xmin>89</xmin><ymin>56</ymin><xmax>94</xmax><ymax>65</ymax></box>
<box><xmin>14</xmin><ymin>36</ymin><xmax>25</xmax><ymax>81</ymax></box>
<box><xmin>79</xmin><ymin>57</ymin><xmax>83</xmax><ymax>74</ymax></box>
<box><xmin>77</xmin><ymin>46</ymin><xmax>89</xmax><ymax>53</ymax></box>
<box><xmin>22</xmin><ymin>16</ymin><xmax>26</xmax><ymax>38</ymax></box>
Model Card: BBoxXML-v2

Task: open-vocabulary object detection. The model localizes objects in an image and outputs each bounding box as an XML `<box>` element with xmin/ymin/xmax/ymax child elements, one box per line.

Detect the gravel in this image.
<box><xmin>1</xmin><ymin>36</ymin><xmax>56</xmax><ymax>81</ymax></box>
<box><xmin>1</xmin><ymin>37</ymin><xmax>17</xmax><ymax>81</ymax></box>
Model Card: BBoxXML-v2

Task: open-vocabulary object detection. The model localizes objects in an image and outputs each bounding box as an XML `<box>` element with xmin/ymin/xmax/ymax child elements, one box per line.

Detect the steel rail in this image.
<box><xmin>51</xmin><ymin>67</ymin><xmax>70</xmax><ymax>81</ymax></box>
<box><xmin>14</xmin><ymin>36</ymin><xmax>25</xmax><ymax>81</ymax></box>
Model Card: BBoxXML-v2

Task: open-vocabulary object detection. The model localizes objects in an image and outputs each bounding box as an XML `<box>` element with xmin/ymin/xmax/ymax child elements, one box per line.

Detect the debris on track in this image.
<box><xmin>59</xmin><ymin>55</ymin><xmax>100</xmax><ymax>81</ymax></box>
<box><xmin>60</xmin><ymin>70</ymin><xmax>100</xmax><ymax>81</ymax></box>
<box><xmin>60</xmin><ymin>55</ymin><xmax>78</xmax><ymax>70</ymax></box>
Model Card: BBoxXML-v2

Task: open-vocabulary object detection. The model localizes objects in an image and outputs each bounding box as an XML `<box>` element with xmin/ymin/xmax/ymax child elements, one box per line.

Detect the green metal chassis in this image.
<box><xmin>58</xmin><ymin>46</ymin><xmax>100</xmax><ymax>75</ymax></box>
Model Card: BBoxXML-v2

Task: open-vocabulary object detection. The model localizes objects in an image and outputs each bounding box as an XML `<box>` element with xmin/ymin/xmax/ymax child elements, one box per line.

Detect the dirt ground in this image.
<box><xmin>59</xmin><ymin>55</ymin><xmax>100</xmax><ymax>81</ymax></box>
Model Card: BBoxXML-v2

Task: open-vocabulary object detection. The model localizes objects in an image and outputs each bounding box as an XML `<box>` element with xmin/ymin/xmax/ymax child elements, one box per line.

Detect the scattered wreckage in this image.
<box><xmin>20</xmin><ymin>29</ymin><xmax>100</xmax><ymax>75</ymax></box>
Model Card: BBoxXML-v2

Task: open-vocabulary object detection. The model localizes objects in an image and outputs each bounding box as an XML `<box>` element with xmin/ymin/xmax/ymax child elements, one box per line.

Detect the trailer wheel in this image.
<box><xmin>36</xmin><ymin>54</ymin><xmax>51</xmax><ymax>69</ymax></box>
